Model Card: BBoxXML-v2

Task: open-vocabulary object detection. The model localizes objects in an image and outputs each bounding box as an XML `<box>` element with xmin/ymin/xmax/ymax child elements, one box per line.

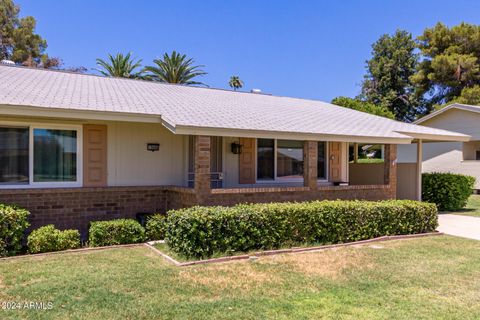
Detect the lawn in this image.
<box><xmin>1</xmin><ymin>236</ymin><xmax>480</xmax><ymax>319</ymax></box>
<box><xmin>444</xmin><ymin>194</ymin><xmax>480</xmax><ymax>217</ymax></box>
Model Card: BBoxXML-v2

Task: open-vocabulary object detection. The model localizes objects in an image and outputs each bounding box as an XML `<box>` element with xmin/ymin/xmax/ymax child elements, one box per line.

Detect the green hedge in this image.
<box><xmin>89</xmin><ymin>219</ymin><xmax>145</xmax><ymax>247</ymax></box>
<box><xmin>27</xmin><ymin>225</ymin><xmax>81</xmax><ymax>254</ymax></box>
<box><xmin>166</xmin><ymin>200</ymin><xmax>438</xmax><ymax>259</ymax></box>
<box><xmin>145</xmin><ymin>214</ymin><xmax>167</xmax><ymax>240</ymax></box>
<box><xmin>0</xmin><ymin>204</ymin><xmax>30</xmax><ymax>257</ymax></box>
<box><xmin>422</xmin><ymin>172</ymin><xmax>475</xmax><ymax>211</ymax></box>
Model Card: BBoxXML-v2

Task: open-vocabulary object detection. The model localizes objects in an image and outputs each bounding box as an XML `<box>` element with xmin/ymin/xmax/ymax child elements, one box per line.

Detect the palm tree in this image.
<box><xmin>95</xmin><ymin>53</ymin><xmax>144</xmax><ymax>79</ymax></box>
<box><xmin>144</xmin><ymin>51</ymin><xmax>207</xmax><ymax>86</ymax></box>
<box><xmin>229</xmin><ymin>76</ymin><xmax>244</xmax><ymax>91</ymax></box>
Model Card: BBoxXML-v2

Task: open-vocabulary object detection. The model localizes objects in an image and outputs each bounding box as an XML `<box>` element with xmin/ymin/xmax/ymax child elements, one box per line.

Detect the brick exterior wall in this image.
<box><xmin>0</xmin><ymin>187</ymin><xmax>168</xmax><ymax>238</ymax></box>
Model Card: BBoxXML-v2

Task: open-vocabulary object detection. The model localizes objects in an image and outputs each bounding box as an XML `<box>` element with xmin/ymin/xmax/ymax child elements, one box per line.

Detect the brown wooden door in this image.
<box><xmin>239</xmin><ymin>138</ymin><xmax>255</xmax><ymax>184</ymax></box>
<box><xmin>329</xmin><ymin>141</ymin><xmax>342</xmax><ymax>182</ymax></box>
<box><xmin>83</xmin><ymin>124</ymin><xmax>107</xmax><ymax>187</ymax></box>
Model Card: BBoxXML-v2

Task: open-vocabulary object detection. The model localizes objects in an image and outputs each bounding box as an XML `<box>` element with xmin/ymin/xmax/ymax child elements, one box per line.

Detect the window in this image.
<box><xmin>257</xmin><ymin>139</ymin><xmax>274</xmax><ymax>180</ymax></box>
<box><xmin>0</xmin><ymin>125</ymin><xmax>80</xmax><ymax>187</ymax></box>
<box><xmin>33</xmin><ymin>129</ymin><xmax>77</xmax><ymax>182</ymax></box>
<box><xmin>277</xmin><ymin>140</ymin><xmax>303</xmax><ymax>180</ymax></box>
<box><xmin>257</xmin><ymin>139</ymin><xmax>325</xmax><ymax>182</ymax></box>
<box><xmin>0</xmin><ymin>127</ymin><xmax>29</xmax><ymax>184</ymax></box>
<box><xmin>349</xmin><ymin>143</ymin><xmax>384</xmax><ymax>163</ymax></box>
<box><xmin>317</xmin><ymin>142</ymin><xmax>326</xmax><ymax>179</ymax></box>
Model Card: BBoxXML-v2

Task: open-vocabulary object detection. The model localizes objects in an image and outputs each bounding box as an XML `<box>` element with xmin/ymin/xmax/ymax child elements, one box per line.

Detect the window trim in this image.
<box><xmin>0</xmin><ymin>121</ymin><xmax>83</xmax><ymax>189</ymax></box>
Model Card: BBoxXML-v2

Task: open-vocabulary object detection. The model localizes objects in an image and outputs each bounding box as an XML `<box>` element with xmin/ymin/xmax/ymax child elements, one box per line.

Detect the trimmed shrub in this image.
<box><xmin>27</xmin><ymin>225</ymin><xmax>81</xmax><ymax>254</ymax></box>
<box><xmin>0</xmin><ymin>204</ymin><xmax>30</xmax><ymax>257</ymax></box>
<box><xmin>422</xmin><ymin>172</ymin><xmax>476</xmax><ymax>211</ymax></box>
<box><xmin>166</xmin><ymin>200</ymin><xmax>438</xmax><ymax>259</ymax></box>
<box><xmin>145</xmin><ymin>214</ymin><xmax>167</xmax><ymax>240</ymax></box>
<box><xmin>89</xmin><ymin>219</ymin><xmax>145</xmax><ymax>247</ymax></box>
<box><xmin>59</xmin><ymin>230</ymin><xmax>82</xmax><ymax>251</ymax></box>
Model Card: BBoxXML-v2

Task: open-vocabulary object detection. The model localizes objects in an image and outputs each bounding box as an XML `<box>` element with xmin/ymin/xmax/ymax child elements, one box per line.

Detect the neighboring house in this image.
<box><xmin>0</xmin><ymin>65</ymin><xmax>469</xmax><ymax>235</ymax></box>
<box><xmin>398</xmin><ymin>103</ymin><xmax>480</xmax><ymax>190</ymax></box>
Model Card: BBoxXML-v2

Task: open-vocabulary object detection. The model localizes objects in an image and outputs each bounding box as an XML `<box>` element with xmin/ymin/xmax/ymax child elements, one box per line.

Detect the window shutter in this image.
<box><xmin>239</xmin><ymin>138</ymin><xmax>255</xmax><ymax>184</ymax></box>
<box><xmin>83</xmin><ymin>124</ymin><xmax>107</xmax><ymax>187</ymax></box>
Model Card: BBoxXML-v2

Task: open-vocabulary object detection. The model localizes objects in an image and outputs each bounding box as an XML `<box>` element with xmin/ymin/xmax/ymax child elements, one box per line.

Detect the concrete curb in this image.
<box><xmin>145</xmin><ymin>232</ymin><xmax>444</xmax><ymax>267</ymax></box>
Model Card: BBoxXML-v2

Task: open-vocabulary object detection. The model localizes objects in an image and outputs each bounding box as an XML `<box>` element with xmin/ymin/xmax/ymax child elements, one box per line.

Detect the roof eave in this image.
<box><xmin>395</xmin><ymin>131</ymin><xmax>470</xmax><ymax>142</ymax></box>
<box><xmin>0</xmin><ymin>104</ymin><xmax>163</xmax><ymax>124</ymax></box>
<box><xmin>174</xmin><ymin>125</ymin><xmax>413</xmax><ymax>144</ymax></box>
<box><xmin>414</xmin><ymin>103</ymin><xmax>480</xmax><ymax>124</ymax></box>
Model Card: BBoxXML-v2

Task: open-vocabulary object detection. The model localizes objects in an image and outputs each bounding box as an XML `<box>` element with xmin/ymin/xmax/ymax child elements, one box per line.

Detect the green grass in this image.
<box><xmin>444</xmin><ymin>194</ymin><xmax>480</xmax><ymax>217</ymax></box>
<box><xmin>153</xmin><ymin>242</ymin><xmax>189</xmax><ymax>262</ymax></box>
<box><xmin>1</xmin><ymin>235</ymin><xmax>480</xmax><ymax>319</ymax></box>
<box><xmin>350</xmin><ymin>158</ymin><xmax>384</xmax><ymax>164</ymax></box>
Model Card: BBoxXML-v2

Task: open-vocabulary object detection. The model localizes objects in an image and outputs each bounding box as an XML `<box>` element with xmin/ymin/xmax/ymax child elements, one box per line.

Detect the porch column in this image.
<box><xmin>416</xmin><ymin>140</ymin><xmax>423</xmax><ymax>201</ymax></box>
<box><xmin>303</xmin><ymin>141</ymin><xmax>318</xmax><ymax>189</ymax></box>
<box><xmin>194</xmin><ymin>135</ymin><xmax>211</xmax><ymax>195</ymax></box>
<box><xmin>384</xmin><ymin>144</ymin><xmax>397</xmax><ymax>198</ymax></box>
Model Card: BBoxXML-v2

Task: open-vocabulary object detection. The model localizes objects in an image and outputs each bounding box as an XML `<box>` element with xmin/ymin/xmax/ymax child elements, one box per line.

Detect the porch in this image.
<box><xmin>185</xmin><ymin>136</ymin><xmax>403</xmax><ymax>206</ymax></box>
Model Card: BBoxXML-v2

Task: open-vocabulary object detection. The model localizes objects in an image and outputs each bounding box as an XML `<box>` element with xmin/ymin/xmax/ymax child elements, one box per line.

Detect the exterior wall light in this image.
<box><xmin>147</xmin><ymin>143</ymin><xmax>160</xmax><ymax>152</ymax></box>
<box><xmin>231</xmin><ymin>142</ymin><xmax>243</xmax><ymax>154</ymax></box>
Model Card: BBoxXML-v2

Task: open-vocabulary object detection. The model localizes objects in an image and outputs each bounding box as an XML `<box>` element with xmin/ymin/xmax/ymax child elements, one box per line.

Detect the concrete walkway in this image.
<box><xmin>437</xmin><ymin>214</ymin><xmax>480</xmax><ymax>240</ymax></box>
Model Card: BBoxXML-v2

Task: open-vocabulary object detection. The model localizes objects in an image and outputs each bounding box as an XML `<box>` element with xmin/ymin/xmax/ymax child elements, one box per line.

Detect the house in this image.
<box><xmin>0</xmin><ymin>65</ymin><xmax>470</xmax><ymax>235</ymax></box>
<box><xmin>398</xmin><ymin>103</ymin><xmax>480</xmax><ymax>190</ymax></box>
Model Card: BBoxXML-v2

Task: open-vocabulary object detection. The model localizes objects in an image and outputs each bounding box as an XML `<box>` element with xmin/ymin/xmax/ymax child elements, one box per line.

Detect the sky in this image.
<box><xmin>15</xmin><ymin>0</ymin><xmax>480</xmax><ymax>102</ymax></box>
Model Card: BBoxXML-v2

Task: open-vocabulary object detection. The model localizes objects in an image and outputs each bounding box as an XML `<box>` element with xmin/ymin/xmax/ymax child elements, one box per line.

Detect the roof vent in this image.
<box><xmin>250</xmin><ymin>88</ymin><xmax>262</xmax><ymax>94</ymax></box>
<box><xmin>0</xmin><ymin>60</ymin><xmax>15</xmax><ymax>65</ymax></box>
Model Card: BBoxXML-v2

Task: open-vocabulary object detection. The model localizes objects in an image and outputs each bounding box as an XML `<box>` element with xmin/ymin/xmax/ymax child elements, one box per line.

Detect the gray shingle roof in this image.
<box><xmin>0</xmin><ymin>65</ymin><xmax>469</xmax><ymax>143</ymax></box>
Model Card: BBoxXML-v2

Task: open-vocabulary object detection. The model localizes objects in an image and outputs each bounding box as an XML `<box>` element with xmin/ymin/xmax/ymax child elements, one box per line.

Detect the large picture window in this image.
<box><xmin>0</xmin><ymin>127</ymin><xmax>29</xmax><ymax>184</ymax></box>
<box><xmin>0</xmin><ymin>125</ymin><xmax>80</xmax><ymax>187</ymax></box>
<box><xmin>257</xmin><ymin>139</ymin><xmax>327</xmax><ymax>182</ymax></box>
<box><xmin>33</xmin><ymin>129</ymin><xmax>77</xmax><ymax>182</ymax></box>
<box><xmin>277</xmin><ymin>140</ymin><xmax>303</xmax><ymax>180</ymax></box>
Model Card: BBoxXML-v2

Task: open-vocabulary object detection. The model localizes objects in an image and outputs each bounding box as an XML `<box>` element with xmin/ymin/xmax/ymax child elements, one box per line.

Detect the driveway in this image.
<box><xmin>437</xmin><ymin>214</ymin><xmax>480</xmax><ymax>240</ymax></box>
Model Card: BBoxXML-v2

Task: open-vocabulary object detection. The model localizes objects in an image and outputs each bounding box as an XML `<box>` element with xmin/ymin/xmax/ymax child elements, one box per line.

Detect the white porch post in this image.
<box><xmin>416</xmin><ymin>139</ymin><xmax>423</xmax><ymax>201</ymax></box>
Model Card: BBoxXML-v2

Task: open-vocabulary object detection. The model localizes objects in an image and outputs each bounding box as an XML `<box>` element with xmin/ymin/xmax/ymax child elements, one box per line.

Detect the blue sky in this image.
<box><xmin>16</xmin><ymin>0</ymin><xmax>480</xmax><ymax>101</ymax></box>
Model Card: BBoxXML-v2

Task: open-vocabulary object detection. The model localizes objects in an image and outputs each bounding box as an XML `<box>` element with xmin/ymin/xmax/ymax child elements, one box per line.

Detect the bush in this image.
<box><xmin>166</xmin><ymin>200</ymin><xmax>438</xmax><ymax>259</ymax></box>
<box><xmin>27</xmin><ymin>225</ymin><xmax>81</xmax><ymax>254</ymax></box>
<box><xmin>422</xmin><ymin>172</ymin><xmax>476</xmax><ymax>211</ymax></box>
<box><xmin>0</xmin><ymin>204</ymin><xmax>30</xmax><ymax>257</ymax></box>
<box><xmin>88</xmin><ymin>219</ymin><xmax>145</xmax><ymax>247</ymax></box>
<box><xmin>145</xmin><ymin>214</ymin><xmax>167</xmax><ymax>240</ymax></box>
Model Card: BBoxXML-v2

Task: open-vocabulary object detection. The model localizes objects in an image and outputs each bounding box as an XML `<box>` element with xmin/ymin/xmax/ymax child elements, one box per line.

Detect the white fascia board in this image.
<box><xmin>395</xmin><ymin>131</ymin><xmax>471</xmax><ymax>142</ymax></box>
<box><xmin>174</xmin><ymin>125</ymin><xmax>413</xmax><ymax>144</ymax></box>
<box><xmin>0</xmin><ymin>104</ymin><xmax>163</xmax><ymax>123</ymax></box>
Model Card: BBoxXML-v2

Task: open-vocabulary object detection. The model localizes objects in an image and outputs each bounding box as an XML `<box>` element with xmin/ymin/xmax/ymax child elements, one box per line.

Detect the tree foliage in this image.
<box><xmin>229</xmin><ymin>75</ymin><xmax>243</xmax><ymax>91</ymax></box>
<box><xmin>96</xmin><ymin>52</ymin><xmax>144</xmax><ymax>78</ymax></box>
<box><xmin>412</xmin><ymin>22</ymin><xmax>480</xmax><ymax>108</ymax></box>
<box><xmin>144</xmin><ymin>51</ymin><xmax>207</xmax><ymax>86</ymax></box>
<box><xmin>361</xmin><ymin>30</ymin><xmax>421</xmax><ymax>122</ymax></box>
<box><xmin>0</xmin><ymin>0</ymin><xmax>51</xmax><ymax>66</ymax></box>
<box><xmin>331</xmin><ymin>96</ymin><xmax>395</xmax><ymax>119</ymax></box>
